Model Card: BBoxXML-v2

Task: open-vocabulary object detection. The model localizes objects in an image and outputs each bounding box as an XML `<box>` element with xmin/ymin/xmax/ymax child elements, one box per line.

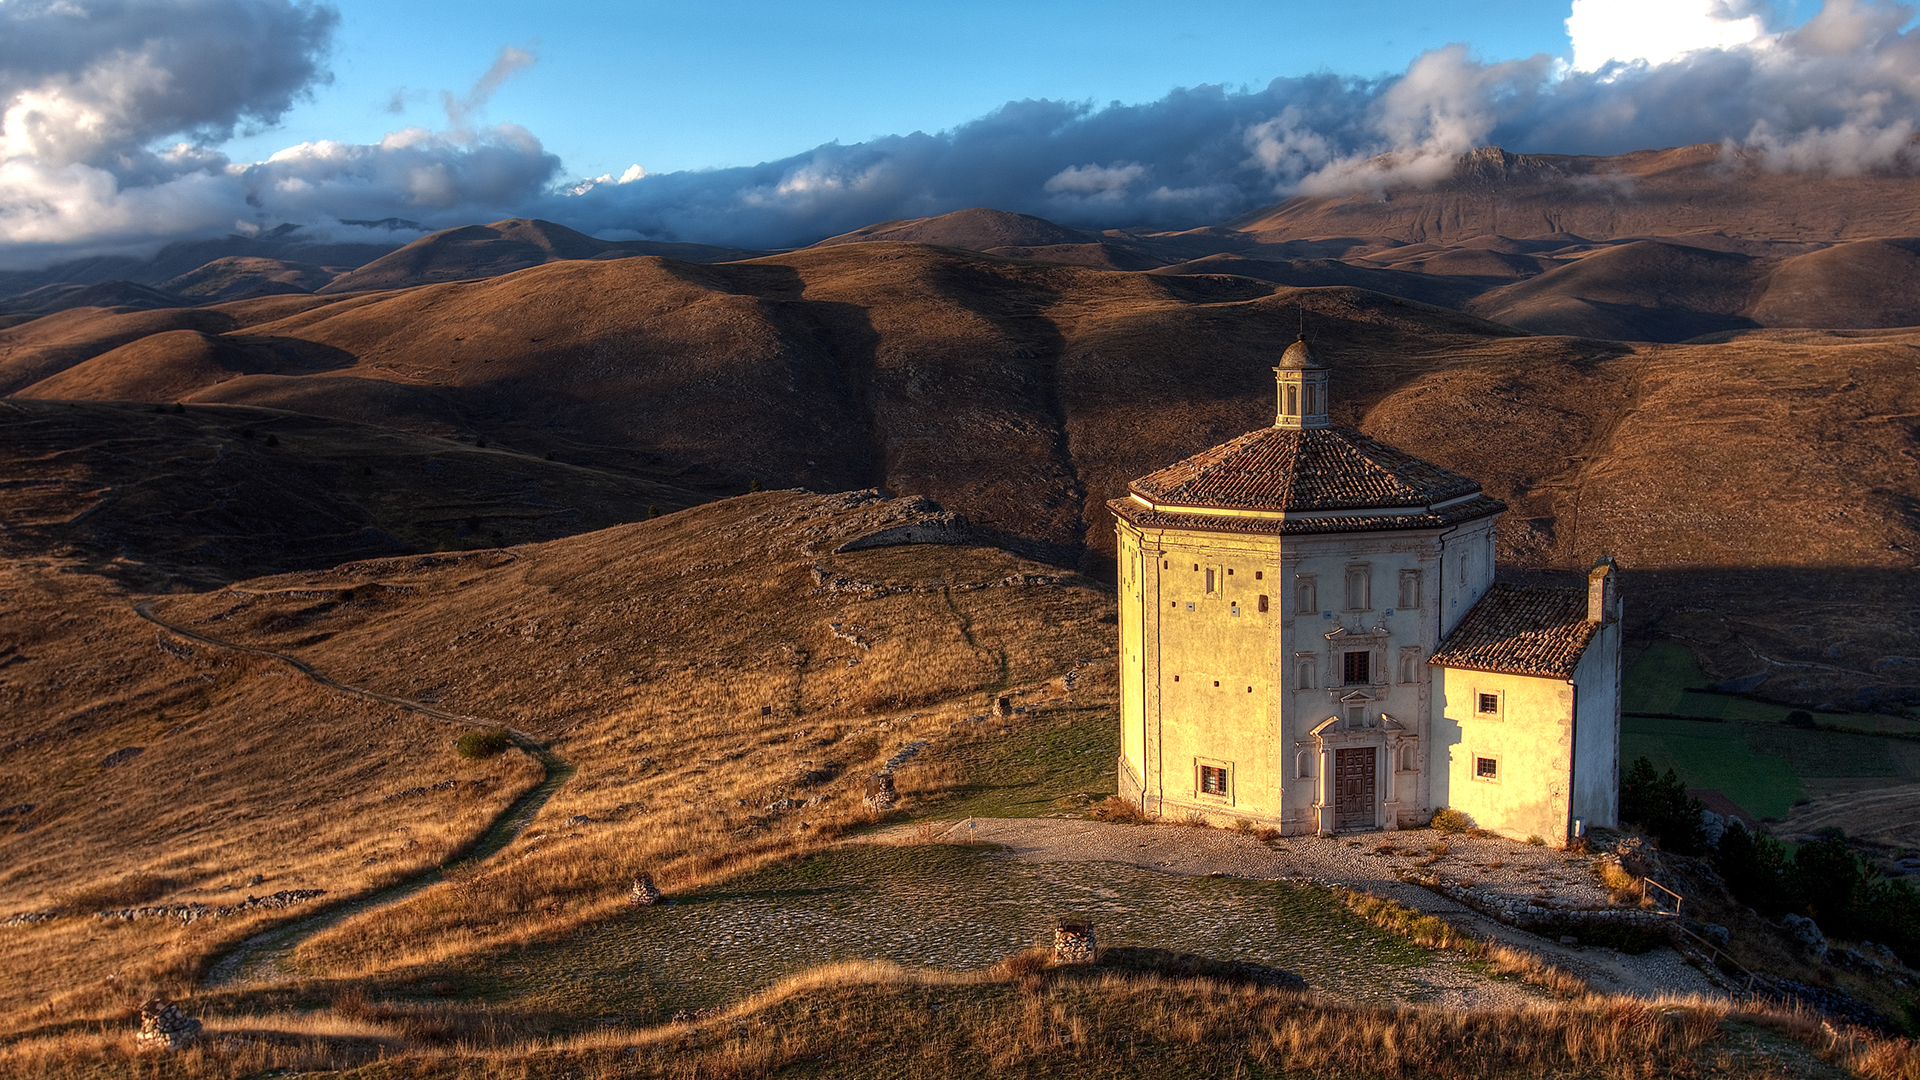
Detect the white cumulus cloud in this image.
<box><xmin>1567</xmin><ymin>0</ymin><xmax>1771</xmax><ymax>71</ymax></box>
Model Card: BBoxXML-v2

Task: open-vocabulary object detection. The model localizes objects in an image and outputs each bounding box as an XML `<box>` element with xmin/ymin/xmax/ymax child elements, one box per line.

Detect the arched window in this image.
<box><xmin>1286</xmin><ymin>384</ymin><xmax>1298</xmax><ymax>415</ymax></box>
<box><xmin>1399</xmin><ymin>743</ymin><xmax>1418</xmax><ymax>771</ymax></box>
<box><xmin>1296</xmin><ymin>750</ymin><xmax>1314</xmax><ymax>779</ymax></box>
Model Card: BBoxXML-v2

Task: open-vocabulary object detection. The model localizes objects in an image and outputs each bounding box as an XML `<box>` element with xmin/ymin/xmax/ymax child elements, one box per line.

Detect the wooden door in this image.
<box><xmin>1333</xmin><ymin>747</ymin><xmax>1377</xmax><ymax>830</ymax></box>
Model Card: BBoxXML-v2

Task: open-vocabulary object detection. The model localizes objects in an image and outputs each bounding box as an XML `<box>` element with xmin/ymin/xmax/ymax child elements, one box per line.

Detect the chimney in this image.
<box><xmin>1587</xmin><ymin>556</ymin><xmax>1617</xmax><ymax>623</ymax></box>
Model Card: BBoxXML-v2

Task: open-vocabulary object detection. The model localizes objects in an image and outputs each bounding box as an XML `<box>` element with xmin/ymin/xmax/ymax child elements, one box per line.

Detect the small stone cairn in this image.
<box><xmin>1053</xmin><ymin>920</ymin><xmax>1097</xmax><ymax>965</ymax></box>
<box><xmin>862</xmin><ymin>773</ymin><xmax>898</xmax><ymax>810</ymax></box>
<box><xmin>627</xmin><ymin>872</ymin><xmax>662</xmax><ymax>906</ymax></box>
<box><xmin>135</xmin><ymin>997</ymin><xmax>201</xmax><ymax>1051</ymax></box>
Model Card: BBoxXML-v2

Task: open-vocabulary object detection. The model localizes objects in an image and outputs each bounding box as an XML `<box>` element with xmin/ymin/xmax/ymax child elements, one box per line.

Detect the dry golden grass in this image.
<box><xmin>0</xmin><ymin>490</ymin><xmax>1109</xmax><ymax>1035</ymax></box>
<box><xmin>5</xmin><ymin>956</ymin><xmax>1911</xmax><ymax>1079</ymax></box>
<box><xmin>0</xmin><ymin>561</ymin><xmax>544</xmax><ymax>1031</ymax></box>
<box><xmin>118</xmin><ymin>490</ymin><xmax>1114</xmax><ymax>983</ymax></box>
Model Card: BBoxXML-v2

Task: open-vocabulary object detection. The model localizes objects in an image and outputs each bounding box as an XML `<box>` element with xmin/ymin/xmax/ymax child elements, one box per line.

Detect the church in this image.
<box><xmin>1109</xmin><ymin>336</ymin><xmax>1621</xmax><ymax>846</ymax></box>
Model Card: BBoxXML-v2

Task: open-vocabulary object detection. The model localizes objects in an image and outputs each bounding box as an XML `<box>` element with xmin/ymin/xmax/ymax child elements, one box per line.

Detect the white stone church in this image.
<box><xmin>1109</xmin><ymin>336</ymin><xmax>1621</xmax><ymax>845</ymax></box>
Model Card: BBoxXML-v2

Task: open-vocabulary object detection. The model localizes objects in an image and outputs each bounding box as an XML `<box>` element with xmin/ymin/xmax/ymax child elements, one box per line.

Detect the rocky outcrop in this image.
<box><xmin>1781</xmin><ymin>913</ymin><xmax>1829</xmax><ymax>961</ymax></box>
<box><xmin>135</xmin><ymin>998</ymin><xmax>201</xmax><ymax>1051</ymax></box>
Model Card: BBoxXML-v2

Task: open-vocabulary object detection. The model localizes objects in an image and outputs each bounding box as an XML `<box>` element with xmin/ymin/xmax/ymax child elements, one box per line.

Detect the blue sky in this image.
<box><xmin>227</xmin><ymin>0</ymin><xmax>1615</xmax><ymax>180</ymax></box>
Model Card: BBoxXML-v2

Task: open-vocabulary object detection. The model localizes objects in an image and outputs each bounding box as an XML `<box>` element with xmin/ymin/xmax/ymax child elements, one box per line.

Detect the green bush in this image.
<box><xmin>455</xmin><ymin>727</ymin><xmax>511</xmax><ymax>760</ymax></box>
<box><xmin>1429</xmin><ymin>807</ymin><xmax>1472</xmax><ymax>833</ymax></box>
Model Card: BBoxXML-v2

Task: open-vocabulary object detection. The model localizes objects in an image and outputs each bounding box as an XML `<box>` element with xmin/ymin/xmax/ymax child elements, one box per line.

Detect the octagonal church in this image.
<box><xmin>1110</xmin><ymin>336</ymin><xmax>1621</xmax><ymax>846</ymax></box>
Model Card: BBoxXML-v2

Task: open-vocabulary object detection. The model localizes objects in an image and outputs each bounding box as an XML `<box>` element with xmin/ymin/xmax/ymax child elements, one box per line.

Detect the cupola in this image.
<box><xmin>1274</xmin><ymin>334</ymin><xmax>1331</xmax><ymax>430</ymax></box>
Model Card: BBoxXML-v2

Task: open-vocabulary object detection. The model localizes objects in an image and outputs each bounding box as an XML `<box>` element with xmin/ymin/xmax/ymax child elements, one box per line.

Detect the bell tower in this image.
<box><xmin>1274</xmin><ymin>334</ymin><xmax>1331</xmax><ymax>430</ymax></box>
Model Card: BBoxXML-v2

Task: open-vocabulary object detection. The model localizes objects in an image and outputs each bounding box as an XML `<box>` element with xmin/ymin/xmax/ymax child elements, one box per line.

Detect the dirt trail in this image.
<box><xmin>132</xmin><ymin>600</ymin><xmax>574</xmax><ymax>987</ymax></box>
<box><xmin>884</xmin><ymin>817</ymin><xmax>1722</xmax><ymax>1002</ymax></box>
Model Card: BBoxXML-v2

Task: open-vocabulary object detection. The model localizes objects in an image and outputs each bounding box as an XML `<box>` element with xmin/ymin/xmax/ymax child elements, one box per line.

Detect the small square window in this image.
<box><xmin>1173</xmin><ymin>674</ymin><xmax>1180</xmax><ymax>682</ymax></box>
<box><xmin>1255</xmin><ymin>571</ymin><xmax>1263</xmax><ymax>580</ymax></box>
<box><xmin>1476</xmin><ymin>692</ymin><xmax>1500</xmax><ymax>716</ymax></box>
<box><xmin>1227</xmin><ymin>568</ymin><xmax>1234</xmax><ymax>576</ymax></box>
<box><xmin>1257</xmin><ymin>594</ymin><xmax>1269</xmax><ymax>613</ymax></box>
<box><xmin>1212</xmin><ymin>680</ymin><xmax>1219</xmax><ymax>687</ymax></box>
<box><xmin>1475</xmin><ymin>756</ymin><xmax>1499</xmax><ymax>780</ymax></box>
<box><xmin>1199</xmin><ymin>764</ymin><xmax>1229</xmax><ymax>796</ymax></box>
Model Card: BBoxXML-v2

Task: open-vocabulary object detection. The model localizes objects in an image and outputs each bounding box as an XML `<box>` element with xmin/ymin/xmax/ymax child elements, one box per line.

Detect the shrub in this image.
<box><xmin>1430</xmin><ymin>807</ymin><xmax>1471</xmax><ymax>833</ymax></box>
<box><xmin>265</xmin><ymin>433</ymin><xmax>279</xmax><ymax>447</ymax></box>
<box><xmin>1087</xmin><ymin>796</ymin><xmax>1152</xmax><ymax>824</ymax></box>
<box><xmin>1784</xmin><ymin>710</ymin><xmax>1817</xmax><ymax>729</ymax></box>
<box><xmin>1619</xmin><ymin>757</ymin><xmax>1706</xmax><ymax>854</ymax></box>
<box><xmin>455</xmin><ymin>728</ymin><xmax>511</xmax><ymax>760</ymax></box>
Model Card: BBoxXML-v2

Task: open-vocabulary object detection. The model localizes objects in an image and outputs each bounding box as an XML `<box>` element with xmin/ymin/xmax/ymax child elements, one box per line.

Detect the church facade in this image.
<box><xmin>1110</xmin><ymin>337</ymin><xmax>1620</xmax><ymax>845</ymax></box>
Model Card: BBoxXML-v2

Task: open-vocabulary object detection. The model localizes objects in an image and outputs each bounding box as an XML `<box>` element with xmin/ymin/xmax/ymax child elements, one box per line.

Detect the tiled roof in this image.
<box><xmin>1129</xmin><ymin>426</ymin><xmax>1483</xmax><ymax>514</ymax></box>
<box><xmin>1428</xmin><ymin>584</ymin><xmax>1601</xmax><ymax>679</ymax></box>
<box><xmin>1109</xmin><ymin>493</ymin><xmax>1505</xmax><ymax>537</ymax></box>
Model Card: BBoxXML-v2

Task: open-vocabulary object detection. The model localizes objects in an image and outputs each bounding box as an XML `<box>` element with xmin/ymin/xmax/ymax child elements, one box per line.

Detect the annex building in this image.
<box><xmin>1110</xmin><ymin>336</ymin><xmax>1621</xmax><ymax>845</ymax></box>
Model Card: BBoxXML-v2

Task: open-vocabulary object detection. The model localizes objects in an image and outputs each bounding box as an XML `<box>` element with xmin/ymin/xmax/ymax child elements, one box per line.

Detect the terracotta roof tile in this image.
<box><xmin>1109</xmin><ymin>494</ymin><xmax>1505</xmax><ymax>537</ymax></box>
<box><xmin>1428</xmin><ymin>584</ymin><xmax>1601</xmax><ymax>680</ymax></box>
<box><xmin>1129</xmin><ymin>426</ymin><xmax>1482</xmax><ymax>514</ymax></box>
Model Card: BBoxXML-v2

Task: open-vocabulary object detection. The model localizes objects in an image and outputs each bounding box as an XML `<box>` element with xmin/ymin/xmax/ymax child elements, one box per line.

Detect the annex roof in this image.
<box><xmin>1428</xmin><ymin>583</ymin><xmax>1601</xmax><ymax>680</ymax></box>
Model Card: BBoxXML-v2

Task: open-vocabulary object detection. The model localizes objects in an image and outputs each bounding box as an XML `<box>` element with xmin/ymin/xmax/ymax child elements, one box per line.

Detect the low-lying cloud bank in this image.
<box><xmin>4</xmin><ymin>0</ymin><xmax>1920</xmax><ymax>264</ymax></box>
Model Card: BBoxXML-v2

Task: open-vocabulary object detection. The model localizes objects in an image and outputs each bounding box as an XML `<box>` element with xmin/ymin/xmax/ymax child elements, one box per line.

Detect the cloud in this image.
<box><xmin>442</xmin><ymin>45</ymin><xmax>534</xmax><ymax>130</ymax></box>
<box><xmin>1566</xmin><ymin>0</ymin><xmax>1770</xmax><ymax>71</ymax></box>
<box><xmin>9</xmin><ymin>0</ymin><xmax>1920</xmax><ymax>266</ymax></box>
<box><xmin>0</xmin><ymin>0</ymin><xmax>336</xmax><ymax>170</ymax></box>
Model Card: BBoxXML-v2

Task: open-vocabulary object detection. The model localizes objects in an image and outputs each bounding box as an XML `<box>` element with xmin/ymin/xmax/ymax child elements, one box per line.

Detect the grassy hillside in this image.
<box><xmin>0</xmin><ymin>490</ymin><xmax>1112</xmax><ymax>1034</ymax></box>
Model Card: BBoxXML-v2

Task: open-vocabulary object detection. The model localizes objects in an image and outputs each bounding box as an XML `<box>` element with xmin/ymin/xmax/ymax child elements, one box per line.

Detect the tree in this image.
<box><xmin>1619</xmin><ymin>757</ymin><xmax>1707</xmax><ymax>854</ymax></box>
<box><xmin>1714</xmin><ymin>820</ymin><xmax>1789</xmax><ymax>914</ymax></box>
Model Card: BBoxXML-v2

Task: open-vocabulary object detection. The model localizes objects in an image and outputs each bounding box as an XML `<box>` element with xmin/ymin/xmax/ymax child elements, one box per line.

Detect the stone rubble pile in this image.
<box><xmin>135</xmin><ymin>998</ymin><xmax>201</xmax><ymax>1051</ymax></box>
<box><xmin>881</xmin><ymin>741</ymin><xmax>928</xmax><ymax>772</ymax></box>
<box><xmin>97</xmin><ymin>889</ymin><xmax>326</xmax><ymax>925</ymax></box>
<box><xmin>628</xmin><ymin>872</ymin><xmax>663</xmax><ymax>906</ymax></box>
<box><xmin>1053</xmin><ymin>921</ymin><xmax>1097</xmax><ymax>964</ymax></box>
<box><xmin>862</xmin><ymin>773</ymin><xmax>897</xmax><ymax>810</ymax></box>
<box><xmin>1</xmin><ymin>909</ymin><xmax>57</xmax><ymax>927</ymax></box>
<box><xmin>1406</xmin><ymin>872</ymin><xmax>1673</xmax><ymax>937</ymax></box>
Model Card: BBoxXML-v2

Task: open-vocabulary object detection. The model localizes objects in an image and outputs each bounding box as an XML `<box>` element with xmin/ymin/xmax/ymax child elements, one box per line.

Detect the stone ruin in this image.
<box><xmin>135</xmin><ymin>997</ymin><xmax>201</xmax><ymax>1051</ymax></box>
<box><xmin>862</xmin><ymin>773</ymin><xmax>897</xmax><ymax>810</ymax></box>
<box><xmin>993</xmin><ymin>696</ymin><xmax>1014</xmax><ymax>718</ymax></box>
<box><xmin>628</xmin><ymin>872</ymin><xmax>662</xmax><ymax>906</ymax></box>
<box><xmin>1053</xmin><ymin>920</ymin><xmax>1097</xmax><ymax>965</ymax></box>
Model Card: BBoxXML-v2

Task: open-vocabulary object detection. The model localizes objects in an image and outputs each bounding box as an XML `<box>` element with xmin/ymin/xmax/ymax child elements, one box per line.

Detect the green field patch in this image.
<box><xmin>483</xmin><ymin>842</ymin><xmax>1445</xmax><ymax>1030</ymax></box>
<box><xmin>1623</xmin><ymin>641</ymin><xmax>1708</xmax><ymax>715</ymax></box>
<box><xmin>909</xmin><ymin>704</ymin><xmax>1119</xmax><ymax>819</ymax></box>
<box><xmin>1621</xmin><ymin>717</ymin><xmax>1803</xmax><ymax>820</ymax></box>
<box><xmin>1743</xmin><ymin>725</ymin><xmax>1899</xmax><ymax>779</ymax></box>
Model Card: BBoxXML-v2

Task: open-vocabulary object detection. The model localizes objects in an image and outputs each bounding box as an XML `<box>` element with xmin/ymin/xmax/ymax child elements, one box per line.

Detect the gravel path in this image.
<box><xmin>884</xmin><ymin>818</ymin><xmax>1723</xmax><ymax>1002</ymax></box>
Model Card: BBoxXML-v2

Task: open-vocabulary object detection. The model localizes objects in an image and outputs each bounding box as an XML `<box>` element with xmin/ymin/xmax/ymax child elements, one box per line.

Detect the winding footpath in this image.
<box><xmin>132</xmin><ymin>601</ymin><xmax>574</xmax><ymax>988</ymax></box>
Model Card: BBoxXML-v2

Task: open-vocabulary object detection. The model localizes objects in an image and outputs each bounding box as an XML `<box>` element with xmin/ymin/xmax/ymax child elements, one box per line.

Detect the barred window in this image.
<box><xmin>1343</xmin><ymin>650</ymin><xmax>1371</xmax><ymax>685</ymax></box>
<box><xmin>1200</xmin><ymin>764</ymin><xmax>1229</xmax><ymax>796</ymax></box>
<box><xmin>1475</xmin><ymin>756</ymin><xmax>1499</xmax><ymax>780</ymax></box>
